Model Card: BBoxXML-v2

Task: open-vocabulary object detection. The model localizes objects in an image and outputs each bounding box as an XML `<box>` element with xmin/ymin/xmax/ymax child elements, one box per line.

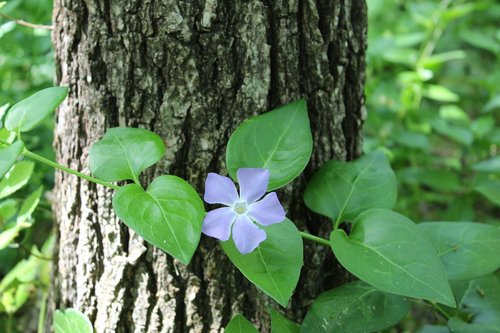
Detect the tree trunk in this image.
<box><xmin>49</xmin><ymin>0</ymin><xmax>366</xmax><ymax>332</ymax></box>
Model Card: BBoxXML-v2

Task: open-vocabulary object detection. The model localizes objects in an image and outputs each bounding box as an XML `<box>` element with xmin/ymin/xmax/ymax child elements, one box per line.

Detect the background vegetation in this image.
<box><xmin>0</xmin><ymin>0</ymin><xmax>498</xmax><ymax>331</ymax></box>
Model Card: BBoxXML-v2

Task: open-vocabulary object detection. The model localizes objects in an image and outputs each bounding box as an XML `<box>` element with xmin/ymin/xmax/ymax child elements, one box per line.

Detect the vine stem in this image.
<box><xmin>22</xmin><ymin>149</ymin><xmax>120</xmax><ymax>190</ymax></box>
<box><xmin>299</xmin><ymin>231</ymin><xmax>330</xmax><ymax>247</ymax></box>
<box><xmin>0</xmin><ymin>12</ymin><xmax>53</xmax><ymax>30</ymax></box>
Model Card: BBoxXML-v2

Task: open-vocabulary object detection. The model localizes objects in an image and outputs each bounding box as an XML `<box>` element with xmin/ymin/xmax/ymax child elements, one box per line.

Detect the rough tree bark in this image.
<box><xmin>49</xmin><ymin>0</ymin><xmax>366</xmax><ymax>332</ymax></box>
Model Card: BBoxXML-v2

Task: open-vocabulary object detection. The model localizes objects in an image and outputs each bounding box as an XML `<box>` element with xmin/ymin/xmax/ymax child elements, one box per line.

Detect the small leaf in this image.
<box><xmin>473</xmin><ymin>156</ymin><xmax>500</xmax><ymax>173</ymax></box>
<box><xmin>53</xmin><ymin>308</ymin><xmax>94</xmax><ymax>333</ymax></box>
<box><xmin>0</xmin><ymin>226</ymin><xmax>21</xmax><ymax>251</ymax></box>
<box><xmin>225</xmin><ymin>314</ymin><xmax>259</xmax><ymax>333</ymax></box>
<box><xmin>17</xmin><ymin>186</ymin><xmax>43</xmax><ymax>224</ymax></box>
<box><xmin>419</xmin><ymin>222</ymin><xmax>500</xmax><ymax>281</ymax></box>
<box><xmin>5</xmin><ymin>87</ymin><xmax>68</xmax><ymax>132</ymax></box>
<box><xmin>0</xmin><ymin>161</ymin><xmax>35</xmax><ymax>200</ymax></box>
<box><xmin>304</xmin><ymin>151</ymin><xmax>397</xmax><ymax>222</ymax></box>
<box><xmin>90</xmin><ymin>127</ymin><xmax>166</xmax><ymax>182</ymax></box>
<box><xmin>0</xmin><ymin>141</ymin><xmax>24</xmax><ymax>180</ymax></box>
<box><xmin>221</xmin><ymin>219</ymin><xmax>303</xmax><ymax>307</ymax></box>
<box><xmin>270</xmin><ymin>309</ymin><xmax>300</xmax><ymax>333</ymax></box>
<box><xmin>474</xmin><ymin>179</ymin><xmax>500</xmax><ymax>206</ymax></box>
<box><xmin>330</xmin><ymin>209</ymin><xmax>455</xmax><ymax>307</ymax></box>
<box><xmin>112</xmin><ymin>175</ymin><xmax>205</xmax><ymax>264</ymax></box>
<box><xmin>301</xmin><ymin>281</ymin><xmax>410</xmax><ymax>333</ymax></box>
<box><xmin>226</xmin><ymin>99</ymin><xmax>313</xmax><ymax>190</ymax></box>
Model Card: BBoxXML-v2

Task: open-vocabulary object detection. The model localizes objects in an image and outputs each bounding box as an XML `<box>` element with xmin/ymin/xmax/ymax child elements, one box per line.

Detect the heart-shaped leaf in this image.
<box><xmin>330</xmin><ymin>209</ymin><xmax>455</xmax><ymax>307</ymax></box>
<box><xmin>271</xmin><ymin>309</ymin><xmax>300</xmax><ymax>333</ymax></box>
<box><xmin>0</xmin><ymin>160</ymin><xmax>34</xmax><ymax>199</ymax></box>
<box><xmin>53</xmin><ymin>308</ymin><xmax>93</xmax><ymax>333</ymax></box>
<box><xmin>5</xmin><ymin>87</ymin><xmax>68</xmax><ymax>132</ymax></box>
<box><xmin>0</xmin><ymin>141</ymin><xmax>23</xmax><ymax>179</ymax></box>
<box><xmin>221</xmin><ymin>219</ymin><xmax>303</xmax><ymax>307</ymax></box>
<box><xmin>112</xmin><ymin>175</ymin><xmax>205</xmax><ymax>264</ymax></box>
<box><xmin>226</xmin><ymin>99</ymin><xmax>313</xmax><ymax>190</ymax></box>
<box><xmin>90</xmin><ymin>127</ymin><xmax>166</xmax><ymax>182</ymax></box>
<box><xmin>419</xmin><ymin>222</ymin><xmax>500</xmax><ymax>281</ymax></box>
<box><xmin>304</xmin><ymin>151</ymin><xmax>397</xmax><ymax>222</ymax></box>
<box><xmin>225</xmin><ymin>314</ymin><xmax>259</xmax><ymax>333</ymax></box>
<box><xmin>301</xmin><ymin>281</ymin><xmax>410</xmax><ymax>333</ymax></box>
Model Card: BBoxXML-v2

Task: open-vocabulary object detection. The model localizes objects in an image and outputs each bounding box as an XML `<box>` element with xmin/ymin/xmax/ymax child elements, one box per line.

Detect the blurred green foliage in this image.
<box><xmin>365</xmin><ymin>0</ymin><xmax>500</xmax><ymax>224</ymax></box>
<box><xmin>0</xmin><ymin>0</ymin><xmax>54</xmax><ymax>331</ymax></box>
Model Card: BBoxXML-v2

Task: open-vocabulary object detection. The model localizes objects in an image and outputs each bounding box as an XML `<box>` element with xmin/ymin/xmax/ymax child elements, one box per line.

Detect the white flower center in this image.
<box><xmin>233</xmin><ymin>201</ymin><xmax>248</xmax><ymax>215</ymax></box>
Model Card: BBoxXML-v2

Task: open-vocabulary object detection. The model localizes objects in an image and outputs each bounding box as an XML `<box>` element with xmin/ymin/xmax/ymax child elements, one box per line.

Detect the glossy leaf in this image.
<box><xmin>53</xmin><ymin>308</ymin><xmax>94</xmax><ymax>333</ymax></box>
<box><xmin>225</xmin><ymin>314</ymin><xmax>259</xmax><ymax>333</ymax></box>
<box><xmin>304</xmin><ymin>151</ymin><xmax>397</xmax><ymax>222</ymax></box>
<box><xmin>112</xmin><ymin>175</ymin><xmax>204</xmax><ymax>264</ymax></box>
<box><xmin>221</xmin><ymin>219</ymin><xmax>303</xmax><ymax>307</ymax></box>
<box><xmin>0</xmin><ymin>161</ymin><xmax>35</xmax><ymax>200</ymax></box>
<box><xmin>0</xmin><ymin>141</ymin><xmax>23</xmax><ymax>180</ymax></box>
<box><xmin>5</xmin><ymin>87</ymin><xmax>68</xmax><ymax>132</ymax></box>
<box><xmin>301</xmin><ymin>281</ymin><xmax>410</xmax><ymax>333</ymax></box>
<box><xmin>90</xmin><ymin>127</ymin><xmax>166</xmax><ymax>182</ymax></box>
<box><xmin>330</xmin><ymin>209</ymin><xmax>455</xmax><ymax>307</ymax></box>
<box><xmin>419</xmin><ymin>222</ymin><xmax>500</xmax><ymax>281</ymax></box>
<box><xmin>270</xmin><ymin>309</ymin><xmax>300</xmax><ymax>333</ymax></box>
<box><xmin>226</xmin><ymin>99</ymin><xmax>313</xmax><ymax>190</ymax></box>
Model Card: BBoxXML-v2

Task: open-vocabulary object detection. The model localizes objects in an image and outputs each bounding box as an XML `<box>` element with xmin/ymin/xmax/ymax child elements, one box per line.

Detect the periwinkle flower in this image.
<box><xmin>202</xmin><ymin>168</ymin><xmax>286</xmax><ymax>254</ymax></box>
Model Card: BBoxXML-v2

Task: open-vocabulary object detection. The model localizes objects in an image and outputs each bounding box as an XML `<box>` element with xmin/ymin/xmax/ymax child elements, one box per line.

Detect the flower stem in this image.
<box><xmin>23</xmin><ymin>149</ymin><xmax>120</xmax><ymax>190</ymax></box>
<box><xmin>299</xmin><ymin>231</ymin><xmax>330</xmax><ymax>247</ymax></box>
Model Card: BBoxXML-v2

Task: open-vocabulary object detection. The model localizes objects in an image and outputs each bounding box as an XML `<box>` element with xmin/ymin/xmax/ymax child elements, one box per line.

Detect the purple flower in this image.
<box><xmin>202</xmin><ymin>168</ymin><xmax>286</xmax><ymax>254</ymax></box>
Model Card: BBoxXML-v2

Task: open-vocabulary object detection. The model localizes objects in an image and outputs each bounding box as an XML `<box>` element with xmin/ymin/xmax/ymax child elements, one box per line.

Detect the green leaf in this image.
<box><xmin>5</xmin><ymin>87</ymin><xmax>68</xmax><ymax>132</ymax></box>
<box><xmin>90</xmin><ymin>127</ymin><xmax>166</xmax><ymax>182</ymax></box>
<box><xmin>430</xmin><ymin>118</ymin><xmax>473</xmax><ymax>146</ymax></box>
<box><xmin>419</xmin><ymin>222</ymin><xmax>500</xmax><ymax>281</ymax></box>
<box><xmin>0</xmin><ymin>226</ymin><xmax>21</xmax><ymax>251</ymax></box>
<box><xmin>0</xmin><ymin>160</ymin><xmax>35</xmax><ymax>200</ymax></box>
<box><xmin>330</xmin><ymin>209</ymin><xmax>455</xmax><ymax>307</ymax></box>
<box><xmin>225</xmin><ymin>314</ymin><xmax>259</xmax><ymax>333</ymax></box>
<box><xmin>112</xmin><ymin>175</ymin><xmax>204</xmax><ymax>264</ymax></box>
<box><xmin>270</xmin><ymin>309</ymin><xmax>300</xmax><ymax>333</ymax></box>
<box><xmin>474</xmin><ymin>179</ymin><xmax>500</xmax><ymax>206</ymax></box>
<box><xmin>0</xmin><ymin>141</ymin><xmax>23</xmax><ymax>180</ymax></box>
<box><xmin>301</xmin><ymin>281</ymin><xmax>410</xmax><ymax>333</ymax></box>
<box><xmin>17</xmin><ymin>186</ymin><xmax>43</xmax><ymax>224</ymax></box>
<box><xmin>0</xmin><ymin>199</ymin><xmax>18</xmax><ymax>223</ymax></box>
<box><xmin>226</xmin><ymin>99</ymin><xmax>313</xmax><ymax>190</ymax></box>
<box><xmin>473</xmin><ymin>156</ymin><xmax>500</xmax><ymax>173</ymax></box>
<box><xmin>423</xmin><ymin>85</ymin><xmax>459</xmax><ymax>102</ymax></box>
<box><xmin>448</xmin><ymin>317</ymin><xmax>500</xmax><ymax>333</ymax></box>
<box><xmin>304</xmin><ymin>151</ymin><xmax>397</xmax><ymax>222</ymax></box>
<box><xmin>53</xmin><ymin>308</ymin><xmax>94</xmax><ymax>333</ymax></box>
<box><xmin>221</xmin><ymin>219</ymin><xmax>303</xmax><ymax>307</ymax></box>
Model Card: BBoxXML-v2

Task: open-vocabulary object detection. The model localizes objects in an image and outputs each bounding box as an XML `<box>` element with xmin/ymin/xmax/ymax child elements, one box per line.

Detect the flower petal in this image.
<box><xmin>204</xmin><ymin>173</ymin><xmax>239</xmax><ymax>205</ymax></box>
<box><xmin>237</xmin><ymin>168</ymin><xmax>269</xmax><ymax>203</ymax></box>
<box><xmin>202</xmin><ymin>207</ymin><xmax>236</xmax><ymax>241</ymax></box>
<box><xmin>232</xmin><ymin>215</ymin><xmax>266</xmax><ymax>254</ymax></box>
<box><xmin>248</xmin><ymin>192</ymin><xmax>286</xmax><ymax>226</ymax></box>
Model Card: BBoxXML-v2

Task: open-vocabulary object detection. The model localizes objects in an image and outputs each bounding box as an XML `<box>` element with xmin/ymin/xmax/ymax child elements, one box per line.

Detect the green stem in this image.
<box><xmin>23</xmin><ymin>149</ymin><xmax>120</xmax><ymax>190</ymax></box>
<box><xmin>429</xmin><ymin>301</ymin><xmax>451</xmax><ymax>320</ymax></box>
<box><xmin>300</xmin><ymin>231</ymin><xmax>330</xmax><ymax>247</ymax></box>
<box><xmin>37</xmin><ymin>289</ymin><xmax>49</xmax><ymax>333</ymax></box>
